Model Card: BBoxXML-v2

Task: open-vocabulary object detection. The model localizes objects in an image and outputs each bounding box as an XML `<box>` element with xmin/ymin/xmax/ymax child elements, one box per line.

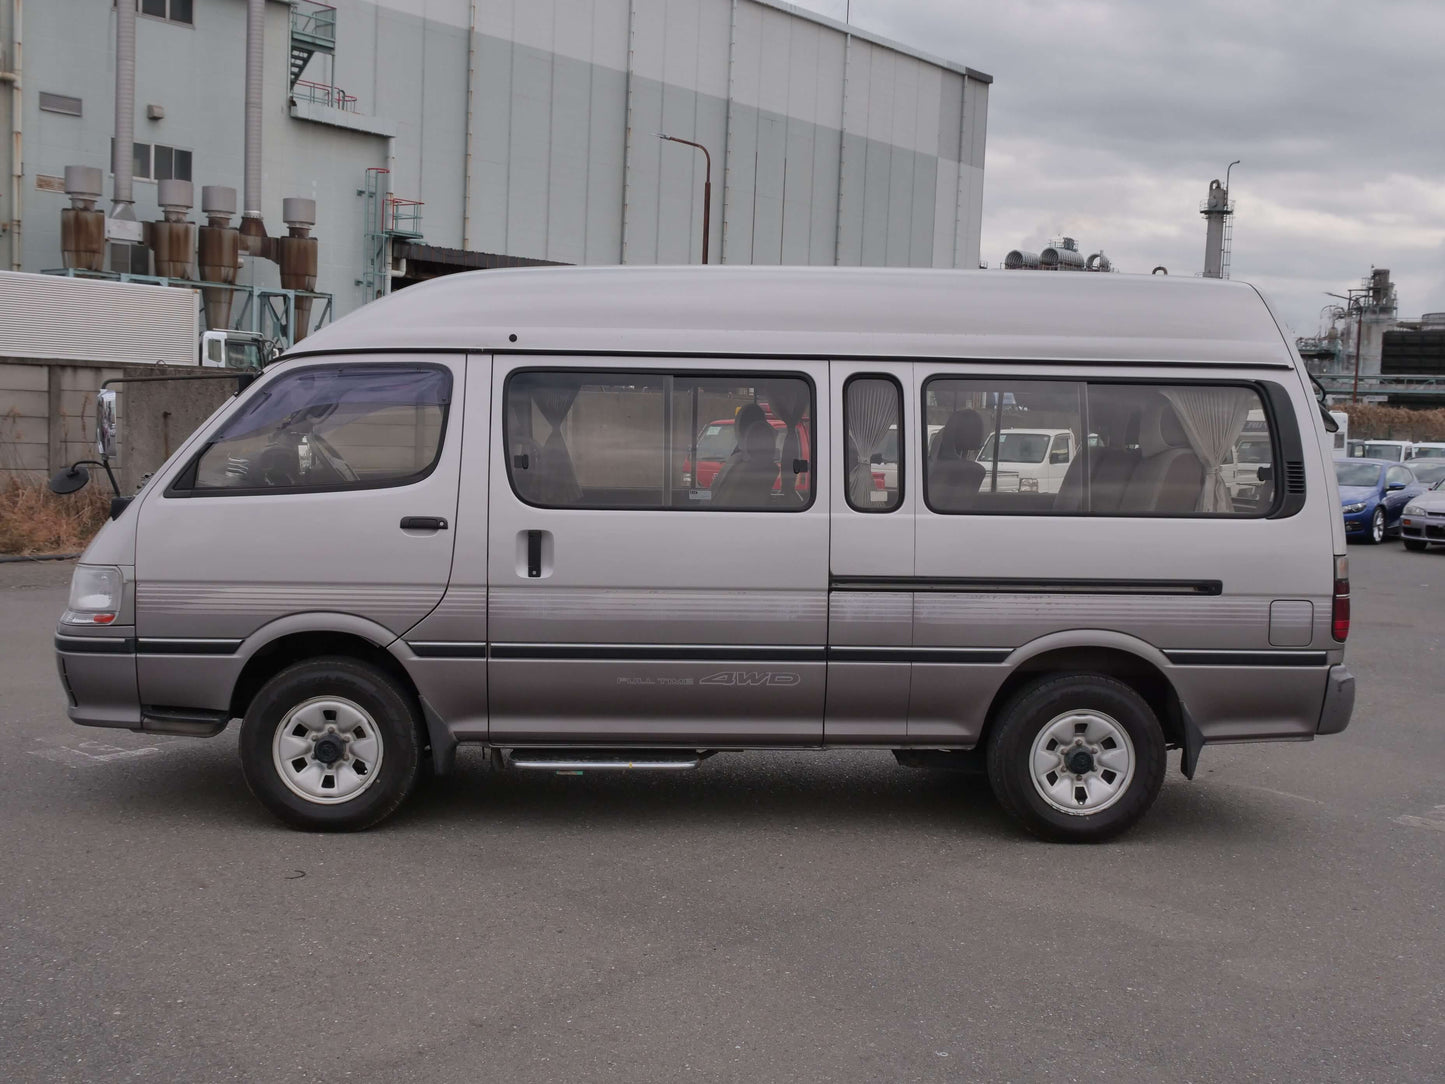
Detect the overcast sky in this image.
<box><xmin>796</xmin><ymin>0</ymin><xmax>1445</xmax><ymax>338</ymax></box>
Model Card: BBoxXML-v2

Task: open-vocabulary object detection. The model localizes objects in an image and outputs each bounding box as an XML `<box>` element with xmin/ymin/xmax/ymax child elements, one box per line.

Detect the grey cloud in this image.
<box><xmin>797</xmin><ymin>0</ymin><xmax>1445</xmax><ymax>330</ymax></box>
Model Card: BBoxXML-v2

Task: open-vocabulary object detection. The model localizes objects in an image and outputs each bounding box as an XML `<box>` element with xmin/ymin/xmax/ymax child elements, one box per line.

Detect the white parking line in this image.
<box><xmin>1394</xmin><ymin>805</ymin><xmax>1445</xmax><ymax>832</ymax></box>
<box><xmin>29</xmin><ymin>738</ymin><xmax>167</xmax><ymax>769</ymax></box>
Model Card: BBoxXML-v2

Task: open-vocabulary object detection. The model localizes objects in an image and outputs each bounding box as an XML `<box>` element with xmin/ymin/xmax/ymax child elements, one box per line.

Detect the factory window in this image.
<box><xmin>135</xmin><ymin>0</ymin><xmax>193</xmax><ymax>25</ymax></box>
<box><xmin>39</xmin><ymin>93</ymin><xmax>83</xmax><ymax>117</ymax></box>
<box><xmin>109</xmin><ymin>141</ymin><xmax>192</xmax><ymax>183</ymax></box>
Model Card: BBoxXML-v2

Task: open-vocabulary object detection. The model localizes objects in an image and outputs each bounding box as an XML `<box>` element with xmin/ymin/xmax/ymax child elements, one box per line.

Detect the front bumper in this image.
<box><xmin>55</xmin><ymin>630</ymin><xmax>142</xmax><ymax>729</ymax></box>
<box><xmin>1317</xmin><ymin>665</ymin><xmax>1355</xmax><ymax>735</ymax></box>
<box><xmin>1341</xmin><ymin>507</ymin><xmax>1375</xmax><ymax>534</ymax></box>
<box><xmin>1400</xmin><ymin>513</ymin><xmax>1445</xmax><ymax>543</ymax></box>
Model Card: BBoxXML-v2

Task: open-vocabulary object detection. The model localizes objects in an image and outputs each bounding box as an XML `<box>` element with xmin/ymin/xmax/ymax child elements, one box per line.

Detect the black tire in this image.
<box><xmin>240</xmin><ymin>656</ymin><xmax>423</xmax><ymax>831</ymax></box>
<box><xmin>986</xmin><ymin>673</ymin><xmax>1167</xmax><ymax>843</ymax></box>
<box><xmin>1403</xmin><ymin>539</ymin><xmax>1428</xmax><ymax>552</ymax></box>
<box><xmin>1364</xmin><ymin>507</ymin><xmax>1386</xmax><ymax>545</ymax></box>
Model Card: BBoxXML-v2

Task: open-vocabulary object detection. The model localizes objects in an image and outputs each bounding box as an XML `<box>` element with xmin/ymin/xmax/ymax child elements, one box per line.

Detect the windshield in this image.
<box><xmin>977</xmin><ymin>431</ymin><xmax>1050</xmax><ymax>464</ymax></box>
<box><xmin>1335</xmin><ymin>462</ymin><xmax>1382</xmax><ymax>488</ymax></box>
<box><xmin>1360</xmin><ymin>442</ymin><xmax>1405</xmax><ymax>460</ymax></box>
<box><xmin>1411</xmin><ymin>446</ymin><xmax>1445</xmax><ymax>459</ymax></box>
<box><xmin>694</xmin><ymin>423</ymin><xmax>738</xmax><ymax>460</ymax></box>
<box><xmin>1409</xmin><ymin>461</ymin><xmax>1445</xmax><ymax>484</ymax></box>
<box><xmin>1236</xmin><ymin>440</ymin><xmax>1271</xmax><ymax>464</ymax></box>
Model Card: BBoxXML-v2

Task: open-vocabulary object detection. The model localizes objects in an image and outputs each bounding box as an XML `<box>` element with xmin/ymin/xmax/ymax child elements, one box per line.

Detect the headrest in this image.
<box><xmin>1137</xmin><ymin>403</ymin><xmax>1190</xmax><ymax>457</ymax></box>
<box><xmin>735</xmin><ymin>403</ymin><xmax>767</xmax><ymax>437</ymax></box>
<box><xmin>937</xmin><ymin>410</ymin><xmax>984</xmax><ymax>458</ymax></box>
<box><xmin>740</xmin><ymin>421</ymin><xmax>778</xmax><ymax>459</ymax></box>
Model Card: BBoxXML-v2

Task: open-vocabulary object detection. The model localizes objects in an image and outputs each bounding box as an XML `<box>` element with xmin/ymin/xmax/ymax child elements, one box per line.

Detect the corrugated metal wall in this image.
<box><xmin>347</xmin><ymin>0</ymin><xmax>988</xmax><ymax>270</ymax></box>
<box><xmin>0</xmin><ymin>273</ymin><xmax>197</xmax><ymax>365</ymax></box>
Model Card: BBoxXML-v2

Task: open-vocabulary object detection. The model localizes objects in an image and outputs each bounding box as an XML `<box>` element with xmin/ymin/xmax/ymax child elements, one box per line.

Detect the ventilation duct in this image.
<box><xmin>1040</xmin><ymin>245</ymin><xmax>1085</xmax><ymax>271</ymax></box>
<box><xmin>277</xmin><ymin>198</ymin><xmax>318</xmax><ymax>341</ymax></box>
<box><xmin>198</xmin><ymin>185</ymin><xmax>240</xmax><ymax>330</ymax></box>
<box><xmin>61</xmin><ymin>165</ymin><xmax>105</xmax><ymax>272</ymax></box>
<box><xmin>112</xmin><ymin>0</ymin><xmax>135</xmax><ymax>220</ymax></box>
<box><xmin>1004</xmin><ymin>250</ymin><xmax>1040</xmax><ymax>270</ymax></box>
<box><xmin>152</xmin><ymin>180</ymin><xmax>196</xmax><ymax>279</ymax></box>
<box><xmin>1086</xmin><ymin>252</ymin><xmax>1112</xmax><ymax>272</ymax></box>
<box><xmin>240</xmin><ymin>0</ymin><xmax>266</xmax><ymax>252</ymax></box>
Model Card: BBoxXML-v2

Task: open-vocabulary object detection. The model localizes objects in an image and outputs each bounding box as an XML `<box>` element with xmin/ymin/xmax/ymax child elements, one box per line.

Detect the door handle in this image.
<box><xmin>526</xmin><ymin>529</ymin><xmax>543</xmax><ymax>577</ymax></box>
<box><xmin>400</xmin><ymin>516</ymin><xmax>449</xmax><ymax>531</ymax></box>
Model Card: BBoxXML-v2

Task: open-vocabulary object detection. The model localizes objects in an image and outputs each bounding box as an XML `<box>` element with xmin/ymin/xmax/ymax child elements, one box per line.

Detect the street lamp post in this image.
<box><xmin>658</xmin><ymin>134</ymin><xmax>712</xmax><ymax>265</ymax></box>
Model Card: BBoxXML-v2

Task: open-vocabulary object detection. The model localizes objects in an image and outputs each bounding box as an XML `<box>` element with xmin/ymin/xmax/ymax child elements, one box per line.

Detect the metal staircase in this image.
<box><xmin>289</xmin><ymin>1</ymin><xmax>337</xmax><ymax>89</ymax></box>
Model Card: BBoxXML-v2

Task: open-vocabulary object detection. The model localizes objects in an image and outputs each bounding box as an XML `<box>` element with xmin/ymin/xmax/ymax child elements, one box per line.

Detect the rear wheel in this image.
<box><xmin>1365</xmin><ymin>507</ymin><xmax>1386</xmax><ymax>544</ymax></box>
<box><xmin>986</xmin><ymin>673</ymin><xmax>1166</xmax><ymax>843</ymax></box>
<box><xmin>240</xmin><ymin>657</ymin><xmax>423</xmax><ymax>831</ymax></box>
<box><xmin>1403</xmin><ymin>539</ymin><xmax>1428</xmax><ymax>552</ymax></box>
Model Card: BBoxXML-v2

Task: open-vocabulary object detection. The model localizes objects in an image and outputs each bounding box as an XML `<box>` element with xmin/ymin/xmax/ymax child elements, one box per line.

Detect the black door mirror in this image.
<box><xmin>47</xmin><ymin>464</ymin><xmax>91</xmax><ymax>495</ymax></box>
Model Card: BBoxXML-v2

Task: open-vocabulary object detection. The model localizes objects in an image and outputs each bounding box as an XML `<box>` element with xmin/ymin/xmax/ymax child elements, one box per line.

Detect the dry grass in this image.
<box><xmin>0</xmin><ymin>478</ymin><xmax>112</xmax><ymax>556</ymax></box>
<box><xmin>1334</xmin><ymin>404</ymin><xmax>1445</xmax><ymax>441</ymax></box>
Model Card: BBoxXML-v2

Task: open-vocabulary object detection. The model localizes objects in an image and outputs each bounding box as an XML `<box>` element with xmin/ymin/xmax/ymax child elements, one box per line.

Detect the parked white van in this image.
<box><xmin>51</xmin><ymin>267</ymin><xmax>1354</xmax><ymax>841</ymax></box>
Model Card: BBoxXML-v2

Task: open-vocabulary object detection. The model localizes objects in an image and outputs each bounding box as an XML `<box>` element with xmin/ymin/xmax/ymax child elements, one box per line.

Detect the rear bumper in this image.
<box><xmin>1317</xmin><ymin>665</ymin><xmax>1355</xmax><ymax>735</ymax></box>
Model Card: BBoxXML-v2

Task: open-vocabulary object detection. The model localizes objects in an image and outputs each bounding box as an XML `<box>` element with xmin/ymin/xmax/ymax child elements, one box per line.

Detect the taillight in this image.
<box><xmin>1332</xmin><ymin>554</ymin><xmax>1350</xmax><ymax>642</ymax></box>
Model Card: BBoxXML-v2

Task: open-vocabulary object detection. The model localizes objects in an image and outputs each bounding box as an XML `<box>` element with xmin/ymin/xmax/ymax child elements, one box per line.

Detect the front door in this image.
<box><xmin>134</xmin><ymin>356</ymin><xmax>463</xmax><ymax>677</ymax></box>
<box><xmin>486</xmin><ymin>357</ymin><xmax>828</xmax><ymax>745</ymax></box>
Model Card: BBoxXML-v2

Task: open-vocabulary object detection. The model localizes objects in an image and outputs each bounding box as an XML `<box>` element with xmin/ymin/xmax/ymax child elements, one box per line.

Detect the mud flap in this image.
<box><xmin>1179</xmin><ymin>702</ymin><xmax>1205</xmax><ymax>780</ymax></box>
<box><xmin>419</xmin><ymin>696</ymin><xmax>457</xmax><ymax>776</ymax></box>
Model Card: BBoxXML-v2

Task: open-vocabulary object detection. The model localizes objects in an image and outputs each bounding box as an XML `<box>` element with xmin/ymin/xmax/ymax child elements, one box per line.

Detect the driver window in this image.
<box><xmin>188</xmin><ymin>365</ymin><xmax>450</xmax><ymax>491</ymax></box>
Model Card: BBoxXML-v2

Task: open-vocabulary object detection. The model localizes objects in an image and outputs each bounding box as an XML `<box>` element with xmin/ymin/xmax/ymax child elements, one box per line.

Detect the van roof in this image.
<box><xmin>289</xmin><ymin>266</ymin><xmax>1295</xmax><ymax>369</ymax></box>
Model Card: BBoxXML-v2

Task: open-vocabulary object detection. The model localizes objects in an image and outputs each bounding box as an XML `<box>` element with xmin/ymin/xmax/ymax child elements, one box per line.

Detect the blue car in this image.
<box><xmin>1336</xmin><ymin>458</ymin><xmax>1426</xmax><ymax>544</ymax></box>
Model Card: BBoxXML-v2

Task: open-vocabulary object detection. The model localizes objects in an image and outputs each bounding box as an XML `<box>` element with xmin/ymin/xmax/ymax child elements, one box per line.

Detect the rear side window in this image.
<box><xmin>183</xmin><ymin>365</ymin><xmax>450</xmax><ymax>492</ymax></box>
<box><xmin>923</xmin><ymin>378</ymin><xmax>1277</xmax><ymax>516</ymax></box>
<box><xmin>505</xmin><ymin>370</ymin><xmax>813</xmax><ymax>511</ymax></box>
<box><xmin>844</xmin><ymin>376</ymin><xmax>902</xmax><ymax>512</ymax></box>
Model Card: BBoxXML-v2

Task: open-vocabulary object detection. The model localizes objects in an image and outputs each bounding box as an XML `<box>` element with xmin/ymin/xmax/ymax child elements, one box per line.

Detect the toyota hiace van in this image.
<box><xmin>52</xmin><ymin>267</ymin><xmax>1355</xmax><ymax>841</ymax></box>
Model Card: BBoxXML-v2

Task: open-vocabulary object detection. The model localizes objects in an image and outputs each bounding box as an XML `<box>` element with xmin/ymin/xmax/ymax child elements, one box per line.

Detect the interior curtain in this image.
<box><xmin>845</xmin><ymin>380</ymin><xmax>898</xmax><ymax>506</ymax></box>
<box><xmin>762</xmin><ymin>380</ymin><xmax>810</xmax><ymax>504</ymax></box>
<box><xmin>529</xmin><ymin>378</ymin><xmax>582</xmax><ymax>505</ymax></box>
<box><xmin>1160</xmin><ymin>387</ymin><xmax>1254</xmax><ymax>513</ymax></box>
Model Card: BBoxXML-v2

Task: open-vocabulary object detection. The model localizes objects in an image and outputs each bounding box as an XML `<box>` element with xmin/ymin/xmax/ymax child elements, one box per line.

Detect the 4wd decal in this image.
<box><xmin>699</xmin><ymin>671</ymin><xmax>801</xmax><ymax>687</ymax></box>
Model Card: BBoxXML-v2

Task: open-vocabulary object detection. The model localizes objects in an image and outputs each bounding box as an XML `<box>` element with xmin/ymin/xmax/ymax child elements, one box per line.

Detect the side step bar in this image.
<box><xmin>508</xmin><ymin>750</ymin><xmax>708</xmax><ymax>773</ymax></box>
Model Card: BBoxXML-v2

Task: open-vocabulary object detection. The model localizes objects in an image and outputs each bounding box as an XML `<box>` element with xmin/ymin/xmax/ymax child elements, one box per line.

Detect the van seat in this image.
<box><xmin>1117</xmin><ymin>404</ymin><xmax>1204</xmax><ymax>514</ymax></box>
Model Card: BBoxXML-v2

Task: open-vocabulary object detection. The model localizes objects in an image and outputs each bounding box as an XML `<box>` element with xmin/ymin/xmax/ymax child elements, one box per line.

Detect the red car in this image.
<box><xmin>686</xmin><ymin>415</ymin><xmax>812</xmax><ymax>493</ymax></box>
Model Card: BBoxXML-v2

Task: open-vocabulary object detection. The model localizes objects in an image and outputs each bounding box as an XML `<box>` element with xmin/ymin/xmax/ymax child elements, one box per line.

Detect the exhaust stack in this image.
<box><xmin>61</xmin><ymin>166</ymin><xmax>105</xmax><ymax>272</ymax></box>
<box><xmin>198</xmin><ymin>185</ymin><xmax>241</xmax><ymax>330</ymax></box>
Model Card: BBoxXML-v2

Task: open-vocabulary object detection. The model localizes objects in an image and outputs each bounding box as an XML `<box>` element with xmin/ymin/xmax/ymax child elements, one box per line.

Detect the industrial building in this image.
<box><xmin>0</xmin><ymin>0</ymin><xmax>992</xmax><ymax>340</ymax></box>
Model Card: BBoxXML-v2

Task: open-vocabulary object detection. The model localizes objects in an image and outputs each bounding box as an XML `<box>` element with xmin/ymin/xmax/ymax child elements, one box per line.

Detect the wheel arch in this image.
<box><xmin>981</xmin><ymin>631</ymin><xmax>1186</xmax><ymax>750</ymax></box>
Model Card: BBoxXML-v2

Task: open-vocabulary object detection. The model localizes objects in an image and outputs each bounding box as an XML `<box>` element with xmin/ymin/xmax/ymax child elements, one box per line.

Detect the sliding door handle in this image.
<box><xmin>527</xmin><ymin>529</ymin><xmax>543</xmax><ymax>577</ymax></box>
<box><xmin>400</xmin><ymin>516</ymin><xmax>449</xmax><ymax>531</ymax></box>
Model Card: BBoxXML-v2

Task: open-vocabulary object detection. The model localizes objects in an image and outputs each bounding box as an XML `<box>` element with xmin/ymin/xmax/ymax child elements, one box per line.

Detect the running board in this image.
<box><xmin>508</xmin><ymin>750</ymin><xmax>708</xmax><ymax>773</ymax></box>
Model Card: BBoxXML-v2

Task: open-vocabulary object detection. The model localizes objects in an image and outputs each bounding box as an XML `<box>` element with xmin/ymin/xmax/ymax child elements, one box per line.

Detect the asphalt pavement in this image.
<box><xmin>1</xmin><ymin>545</ymin><xmax>1441</xmax><ymax>1083</ymax></box>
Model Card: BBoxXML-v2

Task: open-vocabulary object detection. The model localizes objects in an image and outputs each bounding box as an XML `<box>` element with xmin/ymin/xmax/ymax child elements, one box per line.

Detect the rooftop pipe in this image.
<box><xmin>112</xmin><ymin>0</ymin><xmax>135</xmax><ymax>221</ymax></box>
<box><xmin>240</xmin><ymin>0</ymin><xmax>266</xmax><ymax>251</ymax></box>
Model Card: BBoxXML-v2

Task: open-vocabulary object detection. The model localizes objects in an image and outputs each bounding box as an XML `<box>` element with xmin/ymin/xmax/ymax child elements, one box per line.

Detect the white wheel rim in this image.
<box><xmin>1029</xmin><ymin>710</ymin><xmax>1136</xmax><ymax>816</ymax></box>
<box><xmin>1372</xmin><ymin>510</ymin><xmax>1384</xmax><ymax>542</ymax></box>
<box><xmin>272</xmin><ymin>696</ymin><xmax>384</xmax><ymax>805</ymax></box>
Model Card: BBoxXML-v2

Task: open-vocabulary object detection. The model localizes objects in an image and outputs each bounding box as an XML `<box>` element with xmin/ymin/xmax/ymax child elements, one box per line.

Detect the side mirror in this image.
<box><xmin>870</xmin><ymin>452</ymin><xmax>885</xmax><ymax>465</ymax></box>
<box><xmin>1257</xmin><ymin>466</ymin><xmax>1272</xmax><ymax>483</ymax></box>
<box><xmin>96</xmin><ymin>389</ymin><xmax>118</xmax><ymax>459</ymax></box>
<box><xmin>47</xmin><ymin>464</ymin><xmax>91</xmax><ymax>495</ymax></box>
<box><xmin>1387</xmin><ymin>481</ymin><xmax>1406</xmax><ymax>491</ymax></box>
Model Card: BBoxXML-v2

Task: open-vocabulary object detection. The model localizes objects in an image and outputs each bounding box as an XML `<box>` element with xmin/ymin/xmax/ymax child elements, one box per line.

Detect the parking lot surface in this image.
<box><xmin>1</xmin><ymin>545</ymin><xmax>1442</xmax><ymax>1083</ymax></box>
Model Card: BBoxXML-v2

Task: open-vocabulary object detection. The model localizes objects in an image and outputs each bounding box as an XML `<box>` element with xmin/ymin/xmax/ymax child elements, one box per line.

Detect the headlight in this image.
<box><xmin>1019</xmin><ymin>477</ymin><xmax>1039</xmax><ymax>492</ymax></box>
<box><xmin>1404</xmin><ymin>504</ymin><xmax>1425</xmax><ymax>516</ymax></box>
<box><xmin>1341</xmin><ymin>502</ymin><xmax>1368</xmax><ymax>514</ymax></box>
<box><xmin>63</xmin><ymin>565</ymin><xmax>123</xmax><ymax>625</ymax></box>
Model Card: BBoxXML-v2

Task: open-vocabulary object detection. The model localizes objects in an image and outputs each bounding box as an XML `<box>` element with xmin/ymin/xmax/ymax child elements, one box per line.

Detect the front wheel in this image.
<box><xmin>240</xmin><ymin>657</ymin><xmax>423</xmax><ymax>831</ymax></box>
<box><xmin>1403</xmin><ymin>539</ymin><xmax>1428</xmax><ymax>552</ymax></box>
<box><xmin>1365</xmin><ymin>506</ymin><xmax>1386</xmax><ymax>544</ymax></box>
<box><xmin>986</xmin><ymin>673</ymin><xmax>1166</xmax><ymax>843</ymax></box>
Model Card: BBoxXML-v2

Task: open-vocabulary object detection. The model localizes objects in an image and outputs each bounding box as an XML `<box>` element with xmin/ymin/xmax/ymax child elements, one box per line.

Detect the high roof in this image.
<box><xmin>288</xmin><ymin>266</ymin><xmax>1294</xmax><ymax>369</ymax></box>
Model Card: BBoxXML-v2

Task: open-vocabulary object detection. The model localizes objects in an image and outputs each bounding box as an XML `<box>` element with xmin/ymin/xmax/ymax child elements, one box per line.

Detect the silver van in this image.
<box><xmin>52</xmin><ymin>267</ymin><xmax>1355</xmax><ymax>841</ymax></box>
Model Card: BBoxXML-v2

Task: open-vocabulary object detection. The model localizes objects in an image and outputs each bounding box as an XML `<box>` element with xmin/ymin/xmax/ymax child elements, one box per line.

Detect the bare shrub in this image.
<box><xmin>0</xmin><ymin>479</ymin><xmax>111</xmax><ymax>556</ymax></box>
<box><xmin>1332</xmin><ymin>405</ymin><xmax>1445</xmax><ymax>442</ymax></box>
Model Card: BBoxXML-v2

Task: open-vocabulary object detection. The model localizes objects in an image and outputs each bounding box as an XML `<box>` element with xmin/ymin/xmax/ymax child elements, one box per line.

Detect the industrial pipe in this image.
<box><xmin>1</xmin><ymin>0</ymin><xmax>21</xmax><ymax>269</ymax></box>
<box><xmin>241</xmin><ymin>0</ymin><xmax>265</xmax><ymax>246</ymax></box>
<box><xmin>113</xmin><ymin>0</ymin><xmax>135</xmax><ymax>218</ymax></box>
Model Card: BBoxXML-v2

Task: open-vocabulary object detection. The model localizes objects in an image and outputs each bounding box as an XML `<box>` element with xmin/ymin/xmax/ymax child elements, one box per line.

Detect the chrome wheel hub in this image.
<box><xmin>272</xmin><ymin>696</ymin><xmax>384</xmax><ymax>805</ymax></box>
<box><xmin>1029</xmin><ymin>710</ymin><xmax>1135</xmax><ymax>816</ymax></box>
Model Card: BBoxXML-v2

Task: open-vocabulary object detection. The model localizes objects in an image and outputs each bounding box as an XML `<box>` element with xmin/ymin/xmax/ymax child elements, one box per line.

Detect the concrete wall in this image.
<box><xmin>0</xmin><ymin>357</ymin><xmax>237</xmax><ymax>492</ymax></box>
